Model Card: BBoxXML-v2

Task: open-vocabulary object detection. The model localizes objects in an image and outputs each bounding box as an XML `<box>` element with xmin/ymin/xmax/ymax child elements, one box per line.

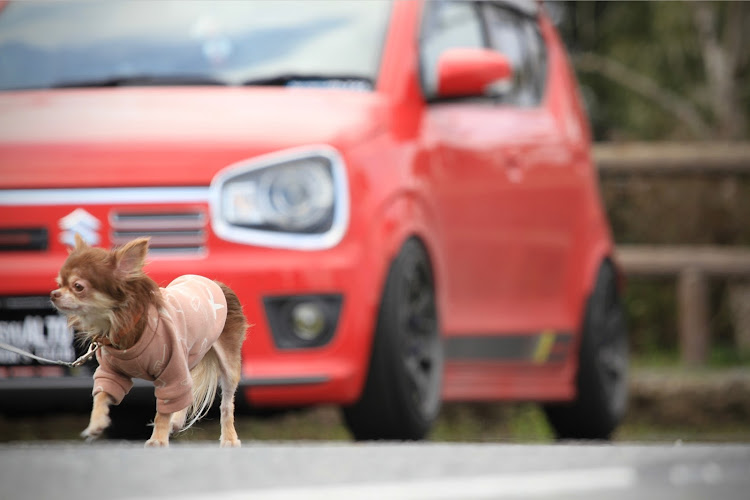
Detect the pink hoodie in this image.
<box><xmin>92</xmin><ymin>275</ymin><xmax>227</xmax><ymax>413</ymax></box>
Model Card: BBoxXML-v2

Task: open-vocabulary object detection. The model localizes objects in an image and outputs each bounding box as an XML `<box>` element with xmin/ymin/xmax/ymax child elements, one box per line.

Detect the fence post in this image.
<box><xmin>729</xmin><ymin>283</ymin><xmax>750</xmax><ymax>354</ymax></box>
<box><xmin>677</xmin><ymin>267</ymin><xmax>710</xmax><ymax>365</ymax></box>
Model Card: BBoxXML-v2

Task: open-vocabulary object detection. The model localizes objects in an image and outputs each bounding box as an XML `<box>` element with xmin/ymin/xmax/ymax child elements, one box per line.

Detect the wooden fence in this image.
<box><xmin>594</xmin><ymin>142</ymin><xmax>750</xmax><ymax>365</ymax></box>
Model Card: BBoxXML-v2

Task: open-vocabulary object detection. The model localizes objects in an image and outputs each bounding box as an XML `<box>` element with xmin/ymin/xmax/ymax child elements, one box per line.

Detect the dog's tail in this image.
<box><xmin>182</xmin><ymin>348</ymin><xmax>220</xmax><ymax>431</ymax></box>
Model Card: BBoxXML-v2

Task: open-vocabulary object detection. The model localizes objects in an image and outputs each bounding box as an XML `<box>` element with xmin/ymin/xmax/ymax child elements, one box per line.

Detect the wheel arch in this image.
<box><xmin>563</xmin><ymin>233</ymin><xmax>619</xmax><ymax>395</ymax></box>
<box><xmin>347</xmin><ymin>190</ymin><xmax>444</xmax><ymax>402</ymax></box>
<box><xmin>343</xmin><ymin>213</ymin><xmax>444</xmax><ymax>440</ymax></box>
<box><xmin>578</xmin><ymin>234</ymin><xmax>618</xmax><ymax>328</ymax></box>
<box><xmin>370</xmin><ymin>190</ymin><xmax>445</xmax><ymax>321</ymax></box>
<box><xmin>545</xmin><ymin>245</ymin><xmax>629</xmax><ymax>440</ymax></box>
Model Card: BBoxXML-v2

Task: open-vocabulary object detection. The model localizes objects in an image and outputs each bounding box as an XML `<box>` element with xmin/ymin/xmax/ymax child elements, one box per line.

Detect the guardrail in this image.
<box><xmin>594</xmin><ymin>143</ymin><xmax>750</xmax><ymax>365</ymax></box>
<box><xmin>595</xmin><ymin>142</ymin><xmax>750</xmax><ymax>176</ymax></box>
<box><xmin>616</xmin><ymin>245</ymin><xmax>750</xmax><ymax>365</ymax></box>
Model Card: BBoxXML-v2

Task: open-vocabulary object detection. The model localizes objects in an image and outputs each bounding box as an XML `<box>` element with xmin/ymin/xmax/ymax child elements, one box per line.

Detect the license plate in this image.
<box><xmin>0</xmin><ymin>296</ymin><xmax>87</xmax><ymax>373</ymax></box>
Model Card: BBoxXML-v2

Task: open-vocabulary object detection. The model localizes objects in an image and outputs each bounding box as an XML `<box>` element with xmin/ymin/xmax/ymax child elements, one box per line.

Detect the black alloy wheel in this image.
<box><xmin>343</xmin><ymin>238</ymin><xmax>443</xmax><ymax>440</ymax></box>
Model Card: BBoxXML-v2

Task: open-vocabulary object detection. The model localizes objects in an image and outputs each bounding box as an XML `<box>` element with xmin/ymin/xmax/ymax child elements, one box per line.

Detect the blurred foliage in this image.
<box><xmin>622</xmin><ymin>276</ymin><xmax>750</xmax><ymax>366</ymax></box>
<box><xmin>4</xmin><ymin>402</ymin><xmax>749</xmax><ymax>443</ymax></box>
<box><xmin>603</xmin><ymin>176</ymin><xmax>750</xmax><ymax>246</ymax></box>
<box><xmin>623</xmin><ymin>278</ymin><xmax>678</xmax><ymax>359</ymax></box>
<box><xmin>552</xmin><ymin>1</ymin><xmax>750</xmax><ymax>364</ymax></box>
<box><xmin>432</xmin><ymin>403</ymin><xmax>554</xmax><ymax>442</ymax></box>
<box><xmin>553</xmin><ymin>1</ymin><xmax>749</xmax><ymax>141</ymax></box>
<box><xmin>602</xmin><ymin>175</ymin><xmax>750</xmax><ymax>365</ymax></box>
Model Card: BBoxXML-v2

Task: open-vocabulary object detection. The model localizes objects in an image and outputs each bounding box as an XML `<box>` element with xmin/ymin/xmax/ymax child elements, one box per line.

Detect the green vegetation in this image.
<box><xmin>4</xmin><ymin>400</ymin><xmax>748</xmax><ymax>443</ymax></box>
<box><xmin>603</xmin><ymin>176</ymin><xmax>750</xmax><ymax>367</ymax></box>
<box><xmin>558</xmin><ymin>1</ymin><xmax>749</xmax><ymax>141</ymax></box>
<box><xmin>557</xmin><ymin>2</ymin><xmax>750</xmax><ymax>366</ymax></box>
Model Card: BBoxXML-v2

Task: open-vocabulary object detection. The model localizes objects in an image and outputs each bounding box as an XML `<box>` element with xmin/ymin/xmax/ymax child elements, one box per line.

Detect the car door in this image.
<box><xmin>420</xmin><ymin>0</ymin><xmax>527</xmax><ymax>335</ymax></box>
<box><xmin>422</xmin><ymin>0</ymin><xmax>581</xmax><ymax>337</ymax></box>
<box><xmin>481</xmin><ymin>2</ymin><xmax>579</xmax><ymax>330</ymax></box>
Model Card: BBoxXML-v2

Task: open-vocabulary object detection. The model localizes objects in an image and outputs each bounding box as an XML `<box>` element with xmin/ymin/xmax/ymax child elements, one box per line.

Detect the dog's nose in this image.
<box><xmin>51</xmin><ymin>290</ymin><xmax>61</xmax><ymax>300</ymax></box>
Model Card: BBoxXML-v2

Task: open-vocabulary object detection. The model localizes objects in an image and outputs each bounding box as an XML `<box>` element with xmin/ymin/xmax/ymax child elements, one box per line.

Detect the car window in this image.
<box><xmin>482</xmin><ymin>2</ymin><xmax>547</xmax><ymax>106</ymax></box>
<box><xmin>520</xmin><ymin>20</ymin><xmax>547</xmax><ymax>104</ymax></box>
<box><xmin>0</xmin><ymin>0</ymin><xmax>392</xmax><ymax>91</ymax></box>
<box><xmin>419</xmin><ymin>0</ymin><xmax>486</xmax><ymax>99</ymax></box>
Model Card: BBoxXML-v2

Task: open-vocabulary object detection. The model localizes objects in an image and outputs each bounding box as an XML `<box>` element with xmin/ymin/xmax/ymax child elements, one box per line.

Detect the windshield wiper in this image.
<box><xmin>47</xmin><ymin>73</ymin><xmax>373</xmax><ymax>90</ymax></box>
<box><xmin>51</xmin><ymin>74</ymin><xmax>231</xmax><ymax>88</ymax></box>
<box><xmin>240</xmin><ymin>73</ymin><xmax>373</xmax><ymax>90</ymax></box>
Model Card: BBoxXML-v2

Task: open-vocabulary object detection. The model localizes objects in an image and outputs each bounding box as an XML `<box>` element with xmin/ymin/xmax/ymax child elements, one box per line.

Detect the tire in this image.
<box><xmin>544</xmin><ymin>261</ymin><xmax>629</xmax><ymax>440</ymax></box>
<box><xmin>342</xmin><ymin>239</ymin><xmax>443</xmax><ymax>440</ymax></box>
<box><xmin>107</xmin><ymin>403</ymin><xmax>154</xmax><ymax>440</ymax></box>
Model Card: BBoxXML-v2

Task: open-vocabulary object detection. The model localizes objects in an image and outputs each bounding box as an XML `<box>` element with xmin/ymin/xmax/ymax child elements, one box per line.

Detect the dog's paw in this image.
<box><xmin>220</xmin><ymin>437</ymin><xmax>241</xmax><ymax>448</ymax></box>
<box><xmin>81</xmin><ymin>416</ymin><xmax>110</xmax><ymax>442</ymax></box>
<box><xmin>145</xmin><ymin>438</ymin><xmax>169</xmax><ymax>448</ymax></box>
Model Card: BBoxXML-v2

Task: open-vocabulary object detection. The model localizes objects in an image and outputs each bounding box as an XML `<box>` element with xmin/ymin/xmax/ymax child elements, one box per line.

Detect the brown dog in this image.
<box><xmin>51</xmin><ymin>235</ymin><xmax>248</xmax><ymax>447</ymax></box>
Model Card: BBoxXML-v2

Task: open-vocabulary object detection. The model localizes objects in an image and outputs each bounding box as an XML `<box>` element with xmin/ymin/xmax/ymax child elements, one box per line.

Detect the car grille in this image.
<box><xmin>110</xmin><ymin>210</ymin><xmax>207</xmax><ymax>254</ymax></box>
<box><xmin>0</xmin><ymin>228</ymin><xmax>48</xmax><ymax>252</ymax></box>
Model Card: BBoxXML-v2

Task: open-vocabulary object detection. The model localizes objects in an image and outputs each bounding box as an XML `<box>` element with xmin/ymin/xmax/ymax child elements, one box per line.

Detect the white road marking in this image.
<box><xmin>669</xmin><ymin>462</ymin><xmax>725</xmax><ymax>486</ymax></box>
<box><xmin>129</xmin><ymin>466</ymin><xmax>637</xmax><ymax>500</ymax></box>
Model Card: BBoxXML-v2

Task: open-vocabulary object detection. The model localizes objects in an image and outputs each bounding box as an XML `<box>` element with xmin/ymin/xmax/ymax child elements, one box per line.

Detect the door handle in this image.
<box><xmin>504</xmin><ymin>150</ymin><xmax>523</xmax><ymax>183</ymax></box>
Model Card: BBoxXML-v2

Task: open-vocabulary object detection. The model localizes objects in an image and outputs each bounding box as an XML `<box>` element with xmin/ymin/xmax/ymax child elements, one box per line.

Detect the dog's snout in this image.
<box><xmin>51</xmin><ymin>289</ymin><xmax>62</xmax><ymax>300</ymax></box>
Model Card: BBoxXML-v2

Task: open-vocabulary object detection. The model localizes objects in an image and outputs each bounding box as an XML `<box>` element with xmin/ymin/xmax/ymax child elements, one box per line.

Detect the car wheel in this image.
<box><xmin>107</xmin><ymin>404</ymin><xmax>154</xmax><ymax>440</ymax></box>
<box><xmin>544</xmin><ymin>261</ymin><xmax>629</xmax><ymax>440</ymax></box>
<box><xmin>342</xmin><ymin>238</ymin><xmax>443</xmax><ymax>440</ymax></box>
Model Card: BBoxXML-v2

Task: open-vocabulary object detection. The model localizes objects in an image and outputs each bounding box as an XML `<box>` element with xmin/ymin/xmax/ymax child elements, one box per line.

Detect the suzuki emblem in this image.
<box><xmin>59</xmin><ymin>208</ymin><xmax>101</xmax><ymax>247</ymax></box>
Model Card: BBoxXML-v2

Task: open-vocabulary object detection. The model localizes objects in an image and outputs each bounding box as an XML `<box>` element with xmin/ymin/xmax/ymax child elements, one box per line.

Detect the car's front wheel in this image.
<box><xmin>544</xmin><ymin>261</ymin><xmax>629</xmax><ymax>440</ymax></box>
<box><xmin>342</xmin><ymin>238</ymin><xmax>443</xmax><ymax>440</ymax></box>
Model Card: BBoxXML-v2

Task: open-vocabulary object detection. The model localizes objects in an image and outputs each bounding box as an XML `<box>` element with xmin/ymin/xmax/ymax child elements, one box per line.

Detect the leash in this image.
<box><xmin>0</xmin><ymin>341</ymin><xmax>100</xmax><ymax>368</ymax></box>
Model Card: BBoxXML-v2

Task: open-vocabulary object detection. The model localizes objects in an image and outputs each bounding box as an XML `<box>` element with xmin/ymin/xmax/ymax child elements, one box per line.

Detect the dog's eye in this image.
<box><xmin>73</xmin><ymin>282</ymin><xmax>85</xmax><ymax>293</ymax></box>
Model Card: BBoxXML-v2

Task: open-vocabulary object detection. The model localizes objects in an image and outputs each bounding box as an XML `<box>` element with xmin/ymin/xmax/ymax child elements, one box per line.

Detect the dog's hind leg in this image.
<box><xmin>213</xmin><ymin>335</ymin><xmax>244</xmax><ymax>447</ymax></box>
<box><xmin>214</xmin><ymin>281</ymin><xmax>248</xmax><ymax>448</ymax></box>
<box><xmin>217</xmin><ymin>354</ymin><xmax>241</xmax><ymax>448</ymax></box>
<box><xmin>170</xmin><ymin>408</ymin><xmax>187</xmax><ymax>434</ymax></box>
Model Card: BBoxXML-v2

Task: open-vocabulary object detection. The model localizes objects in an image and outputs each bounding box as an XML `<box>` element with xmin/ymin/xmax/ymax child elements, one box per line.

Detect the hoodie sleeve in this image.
<box><xmin>152</xmin><ymin>345</ymin><xmax>193</xmax><ymax>414</ymax></box>
<box><xmin>92</xmin><ymin>350</ymin><xmax>133</xmax><ymax>405</ymax></box>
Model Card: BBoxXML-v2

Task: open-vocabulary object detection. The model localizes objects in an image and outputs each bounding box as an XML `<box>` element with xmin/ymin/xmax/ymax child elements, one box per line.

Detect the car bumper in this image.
<box><xmin>0</xmin><ymin>236</ymin><xmax>384</xmax><ymax>411</ymax></box>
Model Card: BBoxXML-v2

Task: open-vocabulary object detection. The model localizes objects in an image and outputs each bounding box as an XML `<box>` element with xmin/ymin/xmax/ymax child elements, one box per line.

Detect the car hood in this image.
<box><xmin>0</xmin><ymin>87</ymin><xmax>388</xmax><ymax>189</ymax></box>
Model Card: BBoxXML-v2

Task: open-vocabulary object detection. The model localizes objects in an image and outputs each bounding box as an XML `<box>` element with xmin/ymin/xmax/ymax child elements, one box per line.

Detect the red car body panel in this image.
<box><xmin>0</xmin><ymin>0</ymin><xmax>614</xmax><ymax>407</ymax></box>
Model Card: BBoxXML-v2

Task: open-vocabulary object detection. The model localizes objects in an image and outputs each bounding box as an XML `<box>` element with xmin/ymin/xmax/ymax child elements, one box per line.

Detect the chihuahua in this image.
<box><xmin>51</xmin><ymin>235</ymin><xmax>248</xmax><ymax>447</ymax></box>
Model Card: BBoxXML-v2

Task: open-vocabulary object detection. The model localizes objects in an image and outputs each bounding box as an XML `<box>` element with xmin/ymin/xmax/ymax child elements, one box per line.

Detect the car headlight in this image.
<box><xmin>222</xmin><ymin>159</ymin><xmax>334</xmax><ymax>232</ymax></box>
<box><xmin>210</xmin><ymin>146</ymin><xmax>349</xmax><ymax>250</ymax></box>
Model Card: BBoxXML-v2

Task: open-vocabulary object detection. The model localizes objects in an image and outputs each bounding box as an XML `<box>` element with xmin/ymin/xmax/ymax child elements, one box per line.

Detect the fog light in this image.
<box><xmin>291</xmin><ymin>302</ymin><xmax>326</xmax><ymax>340</ymax></box>
<box><xmin>263</xmin><ymin>294</ymin><xmax>342</xmax><ymax>349</ymax></box>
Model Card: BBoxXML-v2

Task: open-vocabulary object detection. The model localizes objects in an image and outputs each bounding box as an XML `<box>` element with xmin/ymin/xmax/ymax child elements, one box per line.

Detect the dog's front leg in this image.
<box><xmin>81</xmin><ymin>392</ymin><xmax>113</xmax><ymax>442</ymax></box>
<box><xmin>145</xmin><ymin>411</ymin><xmax>172</xmax><ymax>448</ymax></box>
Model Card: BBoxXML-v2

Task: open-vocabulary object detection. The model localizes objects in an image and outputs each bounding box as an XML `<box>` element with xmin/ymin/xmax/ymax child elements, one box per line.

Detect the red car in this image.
<box><xmin>0</xmin><ymin>0</ymin><xmax>628</xmax><ymax>440</ymax></box>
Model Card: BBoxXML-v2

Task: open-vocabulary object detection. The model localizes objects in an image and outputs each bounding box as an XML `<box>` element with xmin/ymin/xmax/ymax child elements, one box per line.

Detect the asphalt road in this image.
<box><xmin>1</xmin><ymin>441</ymin><xmax>749</xmax><ymax>500</ymax></box>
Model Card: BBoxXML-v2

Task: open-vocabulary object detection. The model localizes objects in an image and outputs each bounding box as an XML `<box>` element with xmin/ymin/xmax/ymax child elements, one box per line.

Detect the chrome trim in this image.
<box><xmin>110</xmin><ymin>212</ymin><xmax>206</xmax><ymax>231</ymax></box>
<box><xmin>209</xmin><ymin>145</ymin><xmax>350</xmax><ymax>251</ymax></box>
<box><xmin>0</xmin><ymin>375</ymin><xmax>329</xmax><ymax>391</ymax></box>
<box><xmin>0</xmin><ymin>187</ymin><xmax>209</xmax><ymax>206</ymax></box>
<box><xmin>109</xmin><ymin>209</ymin><xmax>207</xmax><ymax>254</ymax></box>
<box><xmin>111</xmin><ymin>231</ymin><xmax>205</xmax><ymax>247</ymax></box>
<box><xmin>238</xmin><ymin>375</ymin><xmax>330</xmax><ymax>388</ymax></box>
<box><xmin>0</xmin><ymin>376</ymin><xmax>152</xmax><ymax>392</ymax></box>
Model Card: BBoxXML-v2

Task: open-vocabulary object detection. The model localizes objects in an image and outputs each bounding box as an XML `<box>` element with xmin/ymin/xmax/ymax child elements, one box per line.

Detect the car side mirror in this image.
<box><xmin>436</xmin><ymin>48</ymin><xmax>513</xmax><ymax>99</ymax></box>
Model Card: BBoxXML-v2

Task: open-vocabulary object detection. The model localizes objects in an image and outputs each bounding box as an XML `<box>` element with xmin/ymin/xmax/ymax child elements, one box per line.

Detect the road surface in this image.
<box><xmin>1</xmin><ymin>441</ymin><xmax>749</xmax><ymax>500</ymax></box>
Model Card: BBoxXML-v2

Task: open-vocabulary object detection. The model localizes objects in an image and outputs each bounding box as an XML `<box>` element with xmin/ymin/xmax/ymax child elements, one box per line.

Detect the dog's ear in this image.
<box><xmin>70</xmin><ymin>233</ymin><xmax>89</xmax><ymax>254</ymax></box>
<box><xmin>113</xmin><ymin>238</ymin><xmax>150</xmax><ymax>279</ymax></box>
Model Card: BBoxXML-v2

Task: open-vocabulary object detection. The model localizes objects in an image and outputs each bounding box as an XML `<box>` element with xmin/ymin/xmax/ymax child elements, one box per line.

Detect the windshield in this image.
<box><xmin>0</xmin><ymin>0</ymin><xmax>392</xmax><ymax>91</ymax></box>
